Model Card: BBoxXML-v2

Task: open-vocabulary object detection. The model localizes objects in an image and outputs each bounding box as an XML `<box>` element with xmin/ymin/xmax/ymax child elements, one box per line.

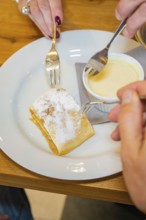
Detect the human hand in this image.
<box><xmin>115</xmin><ymin>0</ymin><xmax>146</xmax><ymax>38</ymax></box>
<box><xmin>17</xmin><ymin>0</ymin><xmax>63</xmax><ymax>38</ymax></box>
<box><xmin>109</xmin><ymin>80</ymin><xmax>146</xmax><ymax>213</ymax></box>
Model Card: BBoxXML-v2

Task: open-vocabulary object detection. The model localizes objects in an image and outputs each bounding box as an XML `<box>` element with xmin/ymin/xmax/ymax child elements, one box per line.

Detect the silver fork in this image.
<box><xmin>45</xmin><ymin>22</ymin><xmax>60</xmax><ymax>87</ymax></box>
<box><xmin>80</xmin><ymin>101</ymin><xmax>116</xmax><ymax>124</ymax></box>
<box><xmin>80</xmin><ymin>100</ymin><xmax>118</xmax><ymax>114</ymax></box>
<box><xmin>83</xmin><ymin>19</ymin><xmax>127</xmax><ymax>76</ymax></box>
<box><xmin>81</xmin><ymin>94</ymin><xmax>146</xmax><ymax>114</ymax></box>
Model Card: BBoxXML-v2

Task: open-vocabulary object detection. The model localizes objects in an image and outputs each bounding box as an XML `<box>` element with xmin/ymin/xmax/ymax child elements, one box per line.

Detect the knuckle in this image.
<box><xmin>30</xmin><ymin>5</ymin><xmax>39</xmax><ymax>16</ymax></box>
<box><xmin>38</xmin><ymin>0</ymin><xmax>49</xmax><ymax>11</ymax></box>
<box><xmin>126</xmin><ymin>20</ymin><xmax>136</xmax><ymax>34</ymax></box>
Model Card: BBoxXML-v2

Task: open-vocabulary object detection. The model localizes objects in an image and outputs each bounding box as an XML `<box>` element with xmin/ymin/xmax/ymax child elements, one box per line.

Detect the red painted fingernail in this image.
<box><xmin>49</xmin><ymin>31</ymin><xmax>60</xmax><ymax>39</ymax></box>
<box><xmin>56</xmin><ymin>31</ymin><xmax>60</xmax><ymax>38</ymax></box>
<box><xmin>55</xmin><ymin>16</ymin><xmax>61</xmax><ymax>25</ymax></box>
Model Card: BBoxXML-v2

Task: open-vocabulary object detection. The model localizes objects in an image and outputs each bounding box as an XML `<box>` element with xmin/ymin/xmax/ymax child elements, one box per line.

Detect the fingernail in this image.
<box><xmin>115</xmin><ymin>10</ymin><xmax>122</xmax><ymax>20</ymax></box>
<box><xmin>49</xmin><ymin>31</ymin><xmax>60</xmax><ymax>39</ymax></box>
<box><xmin>55</xmin><ymin>16</ymin><xmax>61</xmax><ymax>25</ymax></box>
<box><xmin>122</xmin><ymin>90</ymin><xmax>132</xmax><ymax>104</ymax></box>
<box><xmin>123</xmin><ymin>29</ymin><xmax>132</xmax><ymax>39</ymax></box>
<box><xmin>56</xmin><ymin>30</ymin><xmax>60</xmax><ymax>38</ymax></box>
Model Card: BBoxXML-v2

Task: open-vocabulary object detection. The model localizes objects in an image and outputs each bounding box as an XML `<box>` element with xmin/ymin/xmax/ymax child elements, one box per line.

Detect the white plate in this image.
<box><xmin>0</xmin><ymin>30</ymin><xmax>140</xmax><ymax>180</ymax></box>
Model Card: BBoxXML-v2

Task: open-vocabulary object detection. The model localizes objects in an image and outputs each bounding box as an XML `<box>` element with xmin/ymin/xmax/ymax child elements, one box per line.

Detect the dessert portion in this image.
<box><xmin>88</xmin><ymin>57</ymin><xmax>140</xmax><ymax>98</ymax></box>
<box><xmin>83</xmin><ymin>53</ymin><xmax>144</xmax><ymax>113</ymax></box>
<box><xmin>29</xmin><ymin>88</ymin><xmax>94</xmax><ymax>155</ymax></box>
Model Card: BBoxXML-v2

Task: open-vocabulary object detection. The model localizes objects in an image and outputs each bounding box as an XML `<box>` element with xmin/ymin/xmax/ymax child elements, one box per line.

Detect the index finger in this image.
<box><xmin>115</xmin><ymin>0</ymin><xmax>145</xmax><ymax>20</ymax></box>
<box><xmin>49</xmin><ymin>0</ymin><xmax>63</xmax><ymax>24</ymax></box>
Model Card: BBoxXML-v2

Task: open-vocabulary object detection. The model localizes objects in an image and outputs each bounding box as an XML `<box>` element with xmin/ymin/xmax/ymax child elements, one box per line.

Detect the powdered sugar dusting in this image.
<box><xmin>32</xmin><ymin>88</ymin><xmax>81</xmax><ymax>149</ymax></box>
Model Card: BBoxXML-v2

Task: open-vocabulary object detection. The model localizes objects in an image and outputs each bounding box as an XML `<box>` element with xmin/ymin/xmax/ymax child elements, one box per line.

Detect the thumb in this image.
<box><xmin>119</xmin><ymin>89</ymin><xmax>143</xmax><ymax>156</ymax></box>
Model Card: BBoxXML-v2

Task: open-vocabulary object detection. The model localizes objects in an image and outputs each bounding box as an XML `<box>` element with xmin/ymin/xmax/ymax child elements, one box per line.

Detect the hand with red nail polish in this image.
<box><xmin>115</xmin><ymin>0</ymin><xmax>146</xmax><ymax>38</ymax></box>
<box><xmin>109</xmin><ymin>80</ymin><xmax>146</xmax><ymax>214</ymax></box>
<box><xmin>17</xmin><ymin>0</ymin><xmax>63</xmax><ymax>38</ymax></box>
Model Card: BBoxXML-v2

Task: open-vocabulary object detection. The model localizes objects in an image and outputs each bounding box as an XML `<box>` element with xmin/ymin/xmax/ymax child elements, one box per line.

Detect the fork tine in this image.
<box><xmin>84</xmin><ymin>63</ymin><xmax>100</xmax><ymax>76</ymax></box>
<box><xmin>48</xmin><ymin>68</ymin><xmax>53</xmax><ymax>87</ymax></box>
<box><xmin>84</xmin><ymin>105</ymin><xmax>93</xmax><ymax>113</ymax></box>
<box><xmin>52</xmin><ymin>68</ymin><xmax>56</xmax><ymax>87</ymax></box>
<box><xmin>50</xmin><ymin>69</ymin><xmax>54</xmax><ymax>87</ymax></box>
<box><xmin>46</xmin><ymin>63</ymin><xmax>60</xmax><ymax>87</ymax></box>
<box><xmin>88</xmin><ymin>68</ymin><xmax>98</xmax><ymax>76</ymax></box>
<box><xmin>80</xmin><ymin>103</ymin><xmax>92</xmax><ymax>114</ymax></box>
<box><xmin>48</xmin><ymin>69</ymin><xmax>52</xmax><ymax>87</ymax></box>
<box><xmin>56</xmin><ymin>65</ymin><xmax>60</xmax><ymax>85</ymax></box>
<box><xmin>54</xmin><ymin>68</ymin><xmax>58</xmax><ymax>86</ymax></box>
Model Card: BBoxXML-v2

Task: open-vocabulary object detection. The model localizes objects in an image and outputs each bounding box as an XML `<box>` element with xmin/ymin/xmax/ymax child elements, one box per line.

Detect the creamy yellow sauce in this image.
<box><xmin>88</xmin><ymin>58</ymin><xmax>140</xmax><ymax>98</ymax></box>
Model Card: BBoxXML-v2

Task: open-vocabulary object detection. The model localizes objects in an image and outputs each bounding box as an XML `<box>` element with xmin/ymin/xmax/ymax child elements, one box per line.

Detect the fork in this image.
<box><xmin>80</xmin><ymin>101</ymin><xmax>115</xmax><ymax>124</ymax></box>
<box><xmin>80</xmin><ymin>100</ymin><xmax>118</xmax><ymax>114</ymax></box>
<box><xmin>80</xmin><ymin>95</ymin><xmax>146</xmax><ymax>114</ymax></box>
<box><xmin>83</xmin><ymin>19</ymin><xmax>127</xmax><ymax>76</ymax></box>
<box><xmin>45</xmin><ymin>22</ymin><xmax>60</xmax><ymax>87</ymax></box>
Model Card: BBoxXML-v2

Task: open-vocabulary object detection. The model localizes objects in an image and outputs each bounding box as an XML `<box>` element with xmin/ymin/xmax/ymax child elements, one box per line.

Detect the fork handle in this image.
<box><xmin>106</xmin><ymin>18</ymin><xmax>127</xmax><ymax>49</ymax></box>
<box><xmin>52</xmin><ymin>21</ymin><xmax>56</xmax><ymax>47</ymax></box>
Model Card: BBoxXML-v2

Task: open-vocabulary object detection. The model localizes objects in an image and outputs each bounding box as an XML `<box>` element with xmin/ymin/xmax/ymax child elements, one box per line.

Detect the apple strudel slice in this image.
<box><xmin>29</xmin><ymin>88</ymin><xmax>95</xmax><ymax>156</ymax></box>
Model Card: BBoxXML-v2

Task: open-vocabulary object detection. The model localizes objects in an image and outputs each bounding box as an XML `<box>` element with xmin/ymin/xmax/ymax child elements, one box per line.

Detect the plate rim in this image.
<box><xmin>0</xmin><ymin>29</ymin><xmax>140</xmax><ymax>180</ymax></box>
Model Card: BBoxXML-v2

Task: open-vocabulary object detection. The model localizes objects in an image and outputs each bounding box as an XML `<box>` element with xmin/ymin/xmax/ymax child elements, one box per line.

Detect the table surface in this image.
<box><xmin>0</xmin><ymin>0</ymin><xmax>133</xmax><ymax>205</ymax></box>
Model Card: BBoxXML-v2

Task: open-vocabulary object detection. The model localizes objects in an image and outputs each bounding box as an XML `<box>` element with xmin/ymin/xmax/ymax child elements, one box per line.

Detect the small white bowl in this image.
<box><xmin>83</xmin><ymin>53</ymin><xmax>144</xmax><ymax>112</ymax></box>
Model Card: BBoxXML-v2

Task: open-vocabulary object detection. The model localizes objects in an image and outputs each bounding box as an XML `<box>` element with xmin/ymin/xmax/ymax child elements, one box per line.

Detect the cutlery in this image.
<box><xmin>83</xmin><ymin>19</ymin><xmax>127</xmax><ymax>76</ymax></box>
<box><xmin>45</xmin><ymin>22</ymin><xmax>60</xmax><ymax>87</ymax></box>
<box><xmin>80</xmin><ymin>100</ymin><xmax>118</xmax><ymax>114</ymax></box>
<box><xmin>81</xmin><ymin>95</ymin><xmax>146</xmax><ymax>114</ymax></box>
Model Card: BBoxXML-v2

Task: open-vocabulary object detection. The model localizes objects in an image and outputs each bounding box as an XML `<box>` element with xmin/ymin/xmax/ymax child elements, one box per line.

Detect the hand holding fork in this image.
<box><xmin>45</xmin><ymin>22</ymin><xmax>60</xmax><ymax>87</ymax></box>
